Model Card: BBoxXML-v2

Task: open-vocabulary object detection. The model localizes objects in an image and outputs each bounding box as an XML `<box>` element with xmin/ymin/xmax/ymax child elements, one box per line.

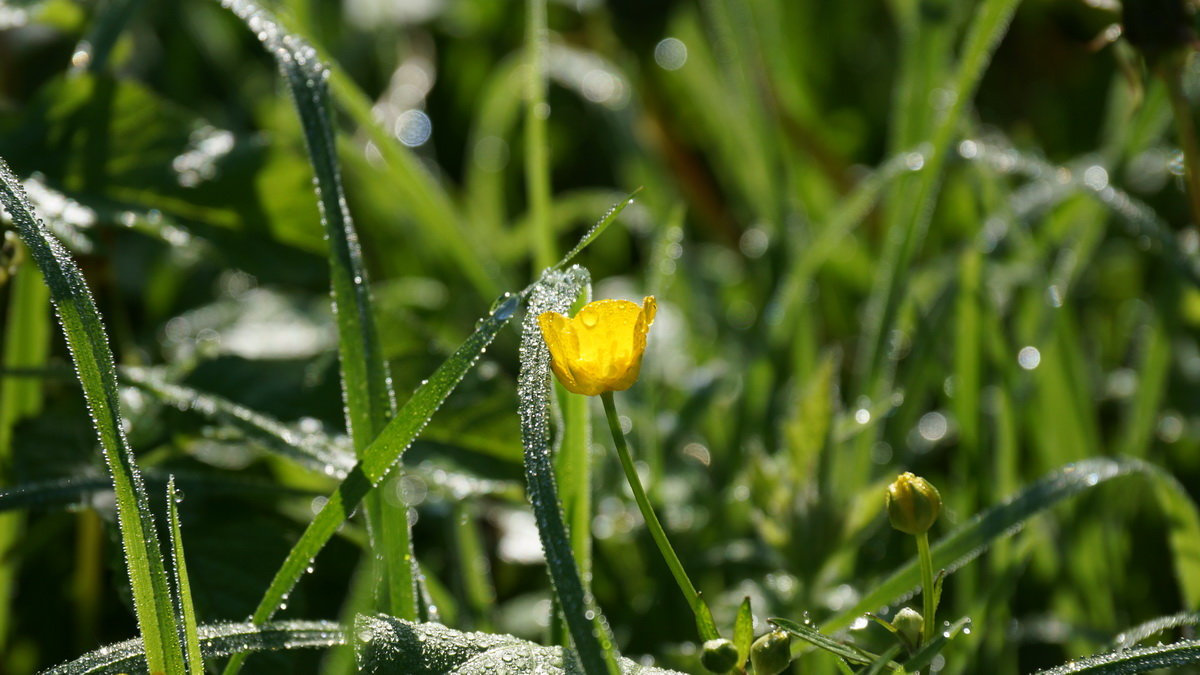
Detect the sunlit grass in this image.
<box><xmin>1</xmin><ymin>0</ymin><xmax>1199</xmax><ymax>673</ymax></box>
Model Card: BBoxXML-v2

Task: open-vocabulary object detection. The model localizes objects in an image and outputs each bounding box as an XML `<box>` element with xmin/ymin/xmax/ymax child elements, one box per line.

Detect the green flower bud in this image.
<box><xmin>886</xmin><ymin>472</ymin><xmax>941</xmax><ymax>535</ymax></box>
<box><xmin>892</xmin><ymin>607</ymin><xmax>923</xmax><ymax>648</ymax></box>
<box><xmin>700</xmin><ymin>638</ymin><xmax>740</xmax><ymax>673</ymax></box>
<box><xmin>750</xmin><ymin>630</ymin><xmax>791</xmax><ymax>675</ymax></box>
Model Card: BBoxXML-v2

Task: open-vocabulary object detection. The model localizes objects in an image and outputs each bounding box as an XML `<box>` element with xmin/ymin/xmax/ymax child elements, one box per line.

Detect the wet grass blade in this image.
<box><xmin>216</xmin><ymin>0</ymin><xmax>414</xmax><ymax>620</ymax></box>
<box><xmin>769</xmin><ymin>617</ymin><xmax>893</xmax><ymax>667</ymax></box>
<box><xmin>1034</xmin><ymin>639</ymin><xmax>1200</xmax><ymax>674</ymax></box>
<box><xmin>44</xmin><ymin>620</ymin><xmax>346</xmax><ymax>674</ymax></box>
<box><xmin>124</xmin><ymin>368</ymin><xmax>355</xmax><ymax>479</ymax></box>
<box><xmin>822</xmin><ymin>457</ymin><xmax>1200</xmax><ymax>633</ymax></box>
<box><xmin>166</xmin><ymin>477</ymin><xmax>204</xmax><ymax>675</ymax></box>
<box><xmin>0</xmin><ymin>158</ymin><xmax>184</xmax><ymax>673</ymax></box>
<box><xmin>1112</xmin><ymin>611</ymin><xmax>1200</xmax><ymax>651</ymax></box>
<box><xmin>222</xmin><ymin>294</ymin><xmax>519</xmax><ymax>673</ymax></box>
<box><xmin>518</xmin><ymin>268</ymin><xmax>620</xmax><ymax>674</ymax></box>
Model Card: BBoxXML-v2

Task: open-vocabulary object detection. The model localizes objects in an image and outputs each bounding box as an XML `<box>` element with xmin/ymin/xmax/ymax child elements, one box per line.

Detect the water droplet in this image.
<box><xmin>1018</xmin><ymin>345</ymin><xmax>1041</xmax><ymax>370</ymax></box>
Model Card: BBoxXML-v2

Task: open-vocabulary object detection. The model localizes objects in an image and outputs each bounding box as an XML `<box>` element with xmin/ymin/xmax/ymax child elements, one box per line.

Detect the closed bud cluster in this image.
<box><xmin>886</xmin><ymin>472</ymin><xmax>941</xmax><ymax>535</ymax></box>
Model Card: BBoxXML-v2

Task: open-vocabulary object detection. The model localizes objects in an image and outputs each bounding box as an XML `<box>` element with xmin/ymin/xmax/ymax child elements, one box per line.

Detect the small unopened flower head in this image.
<box><xmin>538</xmin><ymin>296</ymin><xmax>656</xmax><ymax>396</ymax></box>
<box><xmin>750</xmin><ymin>630</ymin><xmax>792</xmax><ymax>675</ymax></box>
<box><xmin>886</xmin><ymin>472</ymin><xmax>941</xmax><ymax>535</ymax></box>
<box><xmin>893</xmin><ymin>607</ymin><xmax>923</xmax><ymax>647</ymax></box>
<box><xmin>700</xmin><ymin>638</ymin><xmax>739</xmax><ymax>673</ymax></box>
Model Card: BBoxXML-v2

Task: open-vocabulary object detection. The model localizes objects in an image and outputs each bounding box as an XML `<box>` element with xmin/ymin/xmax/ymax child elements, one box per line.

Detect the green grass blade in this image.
<box><xmin>44</xmin><ymin>620</ymin><xmax>347</xmax><ymax>674</ymax></box>
<box><xmin>222</xmin><ymin>294</ymin><xmax>519</xmax><ymax>673</ymax></box>
<box><xmin>124</xmin><ymin>368</ymin><xmax>355</xmax><ymax>478</ymax></box>
<box><xmin>857</xmin><ymin>0</ymin><xmax>1021</xmax><ymax>389</ymax></box>
<box><xmin>734</xmin><ymin>597</ymin><xmax>753</xmax><ymax>668</ymax></box>
<box><xmin>525</xmin><ymin>0</ymin><xmax>552</xmax><ymax>270</ymax></box>
<box><xmin>0</xmin><ymin>158</ymin><xmax>184</xmax><ymax>673</ymax></box>
<box><xmin>0</xmin><ymin>474</ymin><xmax>320</xmax><ymax>513</ymax></box>
<box><xmin>166</xmin><ymin>477</ymin><xmax>204</xmax><ymax>675</ymax></box>
<box><xmin>0</xmin><ymin>248</ymin><xmax>50</xmax><ymax>653</ymax></box>
<box><xmin>216</xmin><ymin>0</ymin><xmax>413</xmax><ymax>619</ymax></box>
<box><xmin>552</xmin><ymin>191</ymin><xmax>641</xmax><ymax>271</ymax></box>
<box><xmin>822</xmin><ymin>457</ymin><xmax>1200</xmax><ymax>633</ymax></box>
<box><xmin>518</xmin><ymin>267</ymin><xmax>620</xmax><ymax>674</ymax></box>
<box><xmin>1034</xmin><ymin>639</ymin><xmax>1200</xmax><ymax>674</ymax></box>
<box><xmin>769</xmin><ymin>617</ymin><xmax>893</xmax><ymax>667</ymax></box>
<box><xmin>1112</xmin><ymin>611</ymin><xmax>1200</xmax><ymax>651</ymax></box>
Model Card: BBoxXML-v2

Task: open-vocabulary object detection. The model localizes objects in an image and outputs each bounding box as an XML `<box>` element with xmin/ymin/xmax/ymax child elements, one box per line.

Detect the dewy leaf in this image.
<box><xmin>1034</xmin><ymin>639</ymin><xmax>1200</xmax><ymax>674</ymax></box>
<box><xmin>517</xmin><ymin>266</ymin><xmax>620</xmax><ymax>675</ymax></box>
<box><xmin>124</xmin><ymin>368</ymin><xmax>355</xmax><ymax>479</ymax></box>
<box><xmin>0</xmin><ymin>157</ymin><xmax>184</xmax><ymax>673</ymax></box>
<box><xmin>354</xmin><ymin>615</ymin><xmax>681</xmax><ymax>674</ymax></box>
<box><xmin>215</xmin><ymin>0</ymin><xmax>414</xmax><ymax>622</ymax></box>
<box><xmin>225</xmin><ymin>294</ymin><xmax>519</xmax><ymax>667</ymax></box>
<box><xmin>43</xmin><ymin>620</ymin><xmax>347</xmax><ymax>674</ymax></box>
<box><xmin>166</xmin><ymin>477</ymin><xmax>204</xmax><ymax>675</ymax></box>
<box><xmin>768</xmin><ymin>617</ymin><xmax>892</xmax><ymax>667</ymax></box>
<box><xmin>823</xmin><ymin>457</ymin><xmax>1200</xmax><ymax>633</ymax></box>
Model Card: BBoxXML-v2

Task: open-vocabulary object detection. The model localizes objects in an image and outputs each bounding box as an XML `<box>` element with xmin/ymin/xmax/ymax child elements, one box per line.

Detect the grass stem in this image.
<box><xmin>916</xmin><ymin>531</ymin><xmax>936</xmax><ymax>647</ymax></box>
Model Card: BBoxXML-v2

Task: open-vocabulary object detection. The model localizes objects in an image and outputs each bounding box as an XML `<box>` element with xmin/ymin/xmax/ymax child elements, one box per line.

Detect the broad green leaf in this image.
<box><xmin>44</xmin><ymin>620</ymin><xmax>346</xmax><ymax>674</ymax></box>
<box><xmin>0</xmin><ymin>156</ymin><xmax>184</xmax><ymax>672</ymax></box>
<box><xmin>354</xmin><ymin>615</ymin><xmax>681</xmax><ymax>674</ymax></box>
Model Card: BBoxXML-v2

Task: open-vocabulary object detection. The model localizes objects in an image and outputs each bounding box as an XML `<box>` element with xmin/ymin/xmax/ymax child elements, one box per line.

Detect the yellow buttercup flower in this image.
<box><xmin>538</xmin><ymin>296</ymin><xmax>657</xmax><ymax>396</ymax></box>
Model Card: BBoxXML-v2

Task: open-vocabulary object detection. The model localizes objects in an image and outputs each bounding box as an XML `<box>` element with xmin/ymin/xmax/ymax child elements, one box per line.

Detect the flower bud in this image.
<box><xmin>886</xmin><ymin>472</ymin><xmax>941</xmax><ymax>535</ymax></box>
<box><xmin>700</xmin><ymin>638</ymin><xmax>739</xmax><ymax>673</ymax></box>
<box><xmin>893</xmin><ymin>607</ymin><xmax>923</xmax><ymax>648</ymax></box>
<box><xmin>750</xmin><ymin>630</ymin><xmax>791</xmax><ymax>675</ymax></box>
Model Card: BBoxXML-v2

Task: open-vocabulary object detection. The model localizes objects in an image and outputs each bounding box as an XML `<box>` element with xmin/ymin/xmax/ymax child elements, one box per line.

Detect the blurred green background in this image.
<box><xmin>2</xmin><ymin>0</ymin><xmax>1200</xmax><ymax>672</ymax></box>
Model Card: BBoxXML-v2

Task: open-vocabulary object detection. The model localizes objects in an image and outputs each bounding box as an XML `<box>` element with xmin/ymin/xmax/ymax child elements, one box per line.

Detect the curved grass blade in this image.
<box><xmin>0</xmin><ymin>473</ymin><xmax>321</xmax><ymax>513</ymax></box>
<box><xmin>1112</xmin><ymin>611</ymin><xmax>1200</xmax><ymax>651</ymax></box>
<box><xmin>1034</xmin><ymin>639</ymin><xmax>1200</xmax><ymax>674</ymax></box>
<box><xmin>768</xmin><ymin>617</ymin><xmax>894</xmax><ymax>668</ymax></box>
<box><xmin>44</xmin><ymin>620</ymin><xmax>346</xmax><ymax>674</ymax></box>
<box><xmin>733</xmin><ymin>597</ymin><xmax>753</xmax><ymax>669</ymax></box>
<box><xmin>0</xmin><ymin>158</ymin><xmax>184</xmax><ymax>673</ymax></box>
<box><xmin>124</xmin><ymin>368</ymin><xmax>355</xmax><ymax>479</ymax></box>
<box><xmin>166</xmin><ymin>477</ymin><xmax>204</xmax><ymax>675</ymax></box>
<box><xmin>518</xmin><ymin>267</ymin><xmax>620</xmax><ymax>674</ymax></box>
<box><xmin>857</xmin><ymin>0</ymin><xmax>1021</xmax><ymax>389</ymax></box>
<box><xmin>551</xmin><ymin>190</ymin><xmax>641</xmax><ymax>271</ymax></box>
<box><xmin>222</xmin><ymin>295</ymin><xmax>519</xmax><ymax>674</ymax></box>
<box><xmin>216</xmin><ymin>0</ymin><xmax>415</xmax><ymax>621</ymax></box>
<box><xmin>822</xmin><ymin>457</ymin><xmax>1200</xmax><ymax>633</ymax></box>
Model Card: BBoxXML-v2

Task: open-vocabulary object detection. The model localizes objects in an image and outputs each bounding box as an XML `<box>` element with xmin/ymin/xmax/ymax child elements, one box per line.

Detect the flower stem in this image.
<box><xmin>916</xmin><ymin>531</ymin><xmax>936</xmax><ymax>646</ymax></box>
<box><xmin>600</xmin><ymin>391</ymin><xmax>720</xmax><ymax>642</ymax></box>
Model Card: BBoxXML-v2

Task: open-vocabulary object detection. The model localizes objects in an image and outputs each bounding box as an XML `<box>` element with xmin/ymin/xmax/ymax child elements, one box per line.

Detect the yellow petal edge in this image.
<box><xmin>538</xmin><ymin>296</ymin><xmax>656</xmax><ymax>396</ymax></box>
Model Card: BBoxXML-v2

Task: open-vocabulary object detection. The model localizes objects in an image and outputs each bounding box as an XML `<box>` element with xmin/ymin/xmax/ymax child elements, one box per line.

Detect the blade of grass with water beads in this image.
<box><xmin>0</xmin><ymin>157</ymin><xmax>185</xmax><ymax>673</ymax></box>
